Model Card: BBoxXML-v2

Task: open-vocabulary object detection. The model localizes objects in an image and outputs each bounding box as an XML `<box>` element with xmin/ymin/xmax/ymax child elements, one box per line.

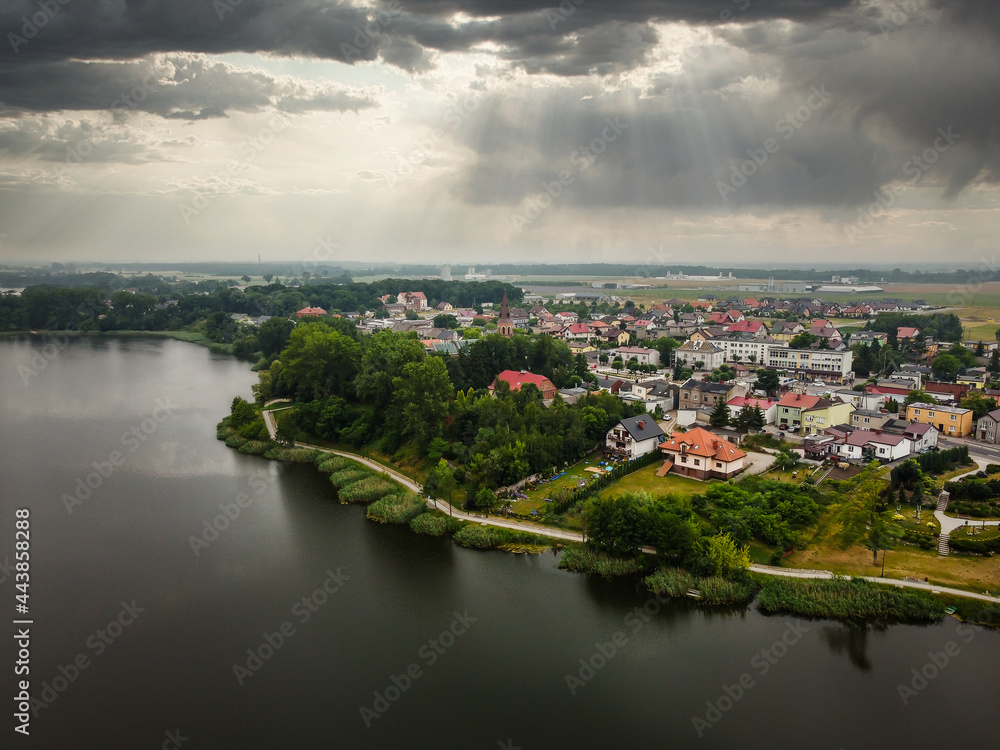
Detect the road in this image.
<box><xmin>261</xmin><ymin>408</ymin><xmax>1000</xmax><ymax>604</ymax></box>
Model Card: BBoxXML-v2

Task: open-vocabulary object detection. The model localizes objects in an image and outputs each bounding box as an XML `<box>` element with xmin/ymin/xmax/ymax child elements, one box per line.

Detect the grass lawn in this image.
<box><xmin>933</xmin><ymin>463</ymin><xmax>979</xmax><ymax>485</ymax></box>
<box><xmin>785</xmin><ymin>506</ymin><xmax>1000</xmax><ymax>594</ymax></box>
<box><xmin>512</xmin><ymin>450</ymin><xmax>606</xmax><ymax>516</ymax></box>
<box><xmin>891</xmin><ymin>504</ymin><xmax>940</xmax><ymax>535</ymax></box>
<box><xmin>596</xmin><ymin>462</ymin><xmax>707</xmax><ymax>499</ymax></box>
<box><xmin>762</xmin><ymin>467</ymin><xmax>811</xmax><ymax>485</ymax></box>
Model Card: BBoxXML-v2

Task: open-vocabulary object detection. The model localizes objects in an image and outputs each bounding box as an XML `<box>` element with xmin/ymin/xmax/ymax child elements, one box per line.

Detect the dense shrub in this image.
<box><xmin>643</xmin><ymin>568</ymin><xmax>759</xmax><ymax>605</ymax></box>
<box><xmin>316</xmin><ymin>455</ymin><xmax>349</xmax><ymax>474</ymax></box>
<box><xmin>338</xmin><ymin>476</ymin><xmax>399</xmax><ymax>503</ymax></box>
<box><xmin>453</xmin><ymin>524</ymin><xmax>551</xmax><ymax>551</ymax></box>
<box><xmin>367</xmin><ymin>492</ymin><xmax>427</xmax><ymax>524</ymax></box>
<box><xmin>237</xmin><ymin>440</ymin><xmax>270</xmax><ymax>455</ymax></box>
<box><xmin>757</xmin><ymin>577</ymin><xmax>946</xmax><ymax>621</ymax></box>
<box><xmin>264</xmin><ymin>447</ymin><xmax>321</xmax><ymax>463</ymax></box>
<box><xmin>557</xmin><ymin>546</ymin><xmax>645</xmax><ymax>577</ymax></box>
<box><xmin>410</xmin><ymin>513</ymin><xmax>455</xmax><ymax>536</ymax></box>
<box><xmin>328</xmin><ymin>467</ymin><xmax>372</xmax><ymax>489</ymax></box>
<box><xmin>225</xmin><ymin>435</ymin><xmax>248</xmax><ymax>449</ymax></box>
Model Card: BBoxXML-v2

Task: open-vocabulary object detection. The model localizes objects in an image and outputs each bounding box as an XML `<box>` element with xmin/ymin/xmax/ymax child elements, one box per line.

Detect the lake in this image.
<box><xmin>1</xmin><ymin>336</ymin><xmax>998</xmax><ymax>749</ymax></box>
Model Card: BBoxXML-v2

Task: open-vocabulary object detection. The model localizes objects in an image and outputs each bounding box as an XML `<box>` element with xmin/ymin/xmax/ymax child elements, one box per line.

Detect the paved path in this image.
<box><xmin>260</xmin><ymin>410</ymin><xmax>1000</xmax><ymax>604</ymax></box>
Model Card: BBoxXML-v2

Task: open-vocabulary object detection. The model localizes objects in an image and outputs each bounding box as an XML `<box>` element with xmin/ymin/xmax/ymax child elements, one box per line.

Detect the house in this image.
<box><xmin>834</xmin><ymin>430</ymin><xmax>910</xmax><ymax>463</ymax></box>
<box><xmin>631</xmin><ymin>380</ymin><xmax>679</xmax><ymax>411</ymax></box>
<box><xmin>564</xmin><ymin>323</ymin><xmax>594</xmax><ymax>341</ymax></box>
<box><xmin>397</xmin><ymin>291</ymin><xmax>429</xmax><ymax>311</ymax></box>
<box><xmin>896</xmin><ymin>326</ymin><xmax>921</xmax><ymax>341</ymax></box>
<box><xmin>605</xmin><ymin>416</ymin><xmax>666</xmax><ymax>460</ymax></box>
<box><xmin>595</xmin><ymin>376</ymin><xmax>629</xmax><ymax>395</ymax></box>
<box><xmin>726</xmin><ymin>320</ymin><xmax>769</xmax><ymax>337</ymax></box>
<box><xmin>802</xmin><ymin>434</ymin><xmax>836</xmax><ymax>460</ymax></box>
<box><xmin>835</xmin><ymin>389</ymin><xmax>886</xmax><ymax>411</ymax></box>
<box><xmin>850</xmin><ymin>409</ymin><xmax>892</xmax><ymax>430</ymax></box>
<box><xmin>296</xmin><ymin>306</ymin><xmax>328</xmax><ymax>318</ymax></box>
<box><xmin>801</xmin><ymin>399</ymin><xmax>855</xmax><ymax>435</ymax></box>
<box><xmin>599</xmin><ymin>329</ymin><xmax>631</xmax><ymax>347</ymax></box>
<box><xmin>660</xmin><ymin>427</ymin><xmax>747</xmax><ymax>480</ymax></box>
<box><xmin>489</xmin><ymin>370</ymin><xmax>558</xmax><ymax>400</ymax></box>
<box><xmin>849</xmin><ymin>330</ymin><xmax>889</xmax><ymax>346</ymax></box>
<box><xmin>976</xmin><ymin>408</ymin><xmax>1000</xmax><ymax>444</ymax></box>
<box><xmin>436</xmin><ymin>301</ymin><xmax>453</xmax><ymax>311</ymax></box>
<box><xmin>679</xmin><ymin>379</ymin><xmax>745</xmax><ymax>409</ymax></box>
<box><xmin>509</xmin><ymin>308</ymin><xmax>531</xmax><ymax>329</ymax></box>
<box><xmin>905</xmin><ymin>403</ymin><xmax>974</xmax><ymax>437</ymax></box>
<box><xmin>726</xmin><ymin>396</ymin><xmax>777</xmax><ymax>425</ymax></box>
<box><xmin>614</xmin><ymin>346</ymin><xmax>660</xmax><ymax>367</ymax></box>
<box><xmin>674</xmin><ymin>340</ymin><xmax>726</xmax><ymax>371</ymax></box>
<box><xmin>567</xmin><ymin>341</ymin><xmax>597</xmax><ymax>355</ymax></box>
<box><xmin>882</xmin><ymin>420</ymin><xmax>939</xmax><ymax>452</ymax></box>
<box><xmin>776</xmin><ymin>392</ymin><xmax>826</xmax><ymax>431</ymax></box>
<box><xmin>957</xmin><ymin>373</ymin><xmax>987</xmax><ymax>391</ymax></box>
<box><xmin>770</xmin><ymin>321</ymin><xmax>806</xmax><ymax>341</ymax></box>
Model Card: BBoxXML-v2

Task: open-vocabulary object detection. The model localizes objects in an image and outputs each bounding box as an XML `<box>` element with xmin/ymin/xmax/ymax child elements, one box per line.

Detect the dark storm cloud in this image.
<box><xmin>0</xmin><ymin>1</ymin><xmax>857</xmax><ymax>72</ymax></box>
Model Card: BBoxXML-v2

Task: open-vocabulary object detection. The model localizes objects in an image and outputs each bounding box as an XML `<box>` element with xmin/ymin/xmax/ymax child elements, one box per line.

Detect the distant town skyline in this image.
<box><xmin>1</xmin><ymin>1</ymin><xmax>997</xmax><ymax>265</ymax></box>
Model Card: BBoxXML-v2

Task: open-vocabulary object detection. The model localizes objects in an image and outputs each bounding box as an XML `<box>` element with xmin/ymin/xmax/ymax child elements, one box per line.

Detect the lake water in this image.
<box><xmin>1</xmin><ymin>336</ymin><xmax>998</xmax><ymax>749</ymax></box>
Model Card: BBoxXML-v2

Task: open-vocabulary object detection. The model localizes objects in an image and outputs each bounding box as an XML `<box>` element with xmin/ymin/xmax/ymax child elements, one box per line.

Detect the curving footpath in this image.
<box><xmin>261</xmin><ymin>409</ymin><xmax>1000</xmax><ymax>605</ymax></box>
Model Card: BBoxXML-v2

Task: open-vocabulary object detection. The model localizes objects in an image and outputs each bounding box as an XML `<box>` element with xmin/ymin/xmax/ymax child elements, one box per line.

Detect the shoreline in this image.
<box><xmin>0</xmin><ymin>328</ymin><xmax>235</xmax><ymax>354</ymax></box>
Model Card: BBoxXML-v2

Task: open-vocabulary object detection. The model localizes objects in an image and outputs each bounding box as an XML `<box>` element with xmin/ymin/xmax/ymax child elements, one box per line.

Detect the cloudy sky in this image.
<box><xmin>0</xmin><ymin>0</ymin><xmax>997</xmax><ymax>267</ymax></box>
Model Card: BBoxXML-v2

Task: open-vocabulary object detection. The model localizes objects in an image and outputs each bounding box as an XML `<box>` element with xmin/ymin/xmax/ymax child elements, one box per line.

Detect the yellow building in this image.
<box><xmin>801</xmin><ymin>400</ymin><xmax>856</xmax><ymax>435</ymax></box>
<box><xmin>905</xmin><ymin>403</ymin><xmax>974</xmax><ymax>437</ymax></box>
<box><xmin>957</xmin><ymin>374</ymin><xmax>986</xmax><ymax>390</ymax></box>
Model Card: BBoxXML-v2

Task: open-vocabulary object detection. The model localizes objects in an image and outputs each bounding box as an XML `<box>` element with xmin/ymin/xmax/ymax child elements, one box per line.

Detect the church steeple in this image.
<box><xmin>498</xmin><ymin>292</ymin><xmax>513</xmax><ymax>338</ymax></box>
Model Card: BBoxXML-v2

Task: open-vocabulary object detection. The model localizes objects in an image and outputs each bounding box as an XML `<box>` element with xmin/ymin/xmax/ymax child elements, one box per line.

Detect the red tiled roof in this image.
<box><xmin>660</xmin><ymin>427</ymin><xmax>747</xmax><ymax>461</ymax></box>
<box><xmin>490</xmin><ymin>370</ymin><xmax>555</xmax><ymax>393</ymax></box>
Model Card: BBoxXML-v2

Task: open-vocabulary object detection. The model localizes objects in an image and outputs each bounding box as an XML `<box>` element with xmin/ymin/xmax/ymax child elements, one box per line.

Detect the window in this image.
<box><xmin>913</xmin><ymin>409</ymin><xmax>921</xmax><ymax>415</ymax></box>
<box><xmin>928</xmin><ymin>411</ymin><xmax>935</xmax><ymax>418</ymax></box>
<box><xmin>950</xmin><ymin>415</ymin><xmax>956</xmax><ymax>421</ymax></box>
<box><xmin>694</xmin><ymin>459</ymin><xmax>701</xmax><ymax>466</ymax></box>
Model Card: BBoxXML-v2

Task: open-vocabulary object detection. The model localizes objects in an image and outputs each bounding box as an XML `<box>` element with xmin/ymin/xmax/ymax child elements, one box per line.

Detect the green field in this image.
<box><xmin>596</xmin><ymin>461</ymin><xmax>707</xmax><ymax>499</ymax></box>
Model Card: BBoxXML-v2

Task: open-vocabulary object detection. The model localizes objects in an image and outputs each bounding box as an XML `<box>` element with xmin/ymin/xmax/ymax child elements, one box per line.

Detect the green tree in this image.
<box><xmin>612</xmin><ymin>356</ymin><xmax>623</xmax><ymax>372</ymax></box>
<box><xmin>772</xmin><ymin>449</ymin><xmax>800</xmax><ymax>471</ymax></box>
<box><xmin>706</xmin><ymin>532</ymin><xmax>751</xmax><ymax>576</ymax></box>
<box><xmin>433</xmin><ymin>313</ymin><xmax>459</xmax><ymax>329</ymax></box>
<box><xmin>391</xmin><ymin>357</ymin><xmax>454</xmax><ymax>449</ymax></box>
<box><xmin>257</xmin><ymin>316</ymin><xmax>295</xmax><ymax>358</ymax></box>
<box><xmin>599</xmin><ymin>353</ymin><xmax>609</xmax><ymax>366</ymax></box>
<box><xmin>959</xmin><ymin>391</ymin><xmax>997</xmax><ymax>420</ymax></box>
<box><xmin>426</xmin><ymin>459</ymin><xmax>457</xmax><ymax>505</ymax></box>
<box><xmin>756</xmin><ymin>369</ymin><xmax>781</xmax><ymax>395</ymax></box>
<box><xmin>838</xmin><ymin>462</ymin><xmax>894</xmax><ymax>565</ymax></box>
<box><xmin>709</xmin><ymin>398</ymin><xmax>730</xmax><ymax>428</ymax></box>
<box><xmin>281</xmin><ymin>323</ymin><xmax>361</xmax><ymax>401</ymax></box>
<box><xmin>355</xmin><ymin>332</ymin><xmax>426</xmax><ymax>410</ymax></box>
<box><xmin>904</xmin><ymin>389</ymin><xmax>936</xmax><ymax>406</ymax></box>
<box><xmin>790</xmin><ymin>332</ymin><xmax>817</xmax><ymax>349</ymax></box>
<box><xmin>931</xmin><ymin>353</ymin><xmax>961</xmax><ymax>381</ymax></box>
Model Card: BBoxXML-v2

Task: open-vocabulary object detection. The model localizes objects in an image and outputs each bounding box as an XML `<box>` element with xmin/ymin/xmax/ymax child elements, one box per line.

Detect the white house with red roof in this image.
<box><xmin>564</xmin><ymin>322</ymin><xmax>594</xmax><ymax>341</ymax></box>
<box><xmin>726</xmin><ymin>320</ymin><xmax>768</xmax><ymax>337</ymax></box>
<box><xmin>397</xmin><ymin>291</ymin><xmax>428</xmax><ymax>311</ymax></box>
<box><xmin>726</xmin><ymin>396</ymin><xmax>777</xmax><ymax>425</ymax></box>
<box><xmin>833</xmin><ymin>430</ymin><xmax>910</xmax><ymax>463</ymax></box>
<box><xmin>660</xmin><ymin>427</ymin><xmax>747</xmax><ymax>480</ymax></box>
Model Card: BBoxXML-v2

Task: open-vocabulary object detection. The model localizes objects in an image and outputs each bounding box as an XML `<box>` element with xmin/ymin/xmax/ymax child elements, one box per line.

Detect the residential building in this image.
<box><xmin>850</xmin><ymin>409</ymin><xmax>892</xmax><ymax>430</ymax></box>
<box><xmin>957</xmin><ymin>373</ymin><xmax>987</xmax><ymax>391</ymax></box>
<box><xmin>765</xmin><ymin>348</ymin><xmax>854</xmax><ymax>384</ymax></box>
<box><xmin>801</xmin><ymin>399</ymin><xmax>855</xmax><ymax>435</ymax></box>
<box><xmin>905</xmin><ymin>403</ymin><xmax>974</xmax><ymax>437</ymax></box>
<box><xmin>629</xmin><ymin>380</ymin><xmax>679</xmax><ymax>412</ymax></box>
<box><xmin>674</xmin><ymin>340</ymin><xmax>726</xmax><ymax>370</ymax></box>
<box><xmin>605</xmin><ymin>415</ymin><xmax>666</xmax><ymax>460</ymax></box>
<box><xmin>776</xmin><ymin>392</ymin><xmax>825</xmax><ymax>431</ymax></box>
<box><xmin>397</xmin><ymin>291</ymin><xmax>429</xmax><ymax>311</ymax></box>
<box><xmin>849</xmin><ymin>330</ymin><xmax>888</xmax><ymax>346</ymax></box>
<box><xmin>770</xmin><ymin>321</ymin><xmax>806</xmax><ymax>341</ymax></box>
<box><xmin>726</xmin><ymin>396</ymin><xmax>777</xmax><ymax>425</ymax></box>
<box><xmin>976</xmin><ymin>408</ymin><xmax>1000</xmax><ymax>444</ymax></box>
<box><xmin>882</xmin><ymin>420</ymin><xmax>939</xmax><ymax>453</ymax></box>
<box><xmin>567</xmin><ymin>341</ymin><xmax>597</xmax><ymax>355</ymax></box>
<box><xmin>296</xmin><ymin>306</ymin><xmax>328</xmax><ymax>318</ymax></box>
<box><xmin>679</xmin><ymin>379</ymin><xmax>745</xmax><ymax>409</ymax></box>
<box><xmin>834</xmin><ymin>430</ymin><xmax>910</xmax><ymax>463</ymax></box>
<box><xmin>716</xmin><ymin>336</ymin><xmax>786</xmax><ymax>364</ymax></box>
<box><xmin>614</xmin><ymin>346</ymin><xmax>660</xmax><ymax>367</ymax></box>
<box><xmin>489</xmin><ymin>370</ymin><xmax>557</xmax><ymax>400</ymax></box>
<box><xmin>925</xmin><ymin>381</ymin><xmax>972</xmax><ymax>402</ymax></box>
<box><xmin>660</xmin><ymin>427</ymin><xmax>747</xmax><ymax>480</ymax></box>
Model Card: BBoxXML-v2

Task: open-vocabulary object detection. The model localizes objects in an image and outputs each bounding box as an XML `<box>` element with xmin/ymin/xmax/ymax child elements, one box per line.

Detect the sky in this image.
<box><xmin>0</xmin><ymin>0</ymin><xmax>997</xmax><ymax>268</ymax></box>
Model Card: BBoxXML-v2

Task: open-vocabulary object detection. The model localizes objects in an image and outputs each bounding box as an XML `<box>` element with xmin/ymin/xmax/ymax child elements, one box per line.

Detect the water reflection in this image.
<box><xmin>820</xmin><ymin>622</ymin><xmax>885</xmax><ymax>672</ymax></box>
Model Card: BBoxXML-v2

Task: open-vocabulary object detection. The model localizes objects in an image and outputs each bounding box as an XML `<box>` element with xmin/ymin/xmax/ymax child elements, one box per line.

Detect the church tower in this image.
<box><xmin>497</xmin><ymin>292</ymin><xmax>513</xmax><ymax>338</ymax></box>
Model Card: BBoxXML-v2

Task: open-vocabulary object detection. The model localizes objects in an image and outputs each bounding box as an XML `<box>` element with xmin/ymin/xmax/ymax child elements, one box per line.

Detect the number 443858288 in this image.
<box><xmin>15</xmin><ymin>508</ymin><xmax>29</xmax><ymax>612</ymax></box>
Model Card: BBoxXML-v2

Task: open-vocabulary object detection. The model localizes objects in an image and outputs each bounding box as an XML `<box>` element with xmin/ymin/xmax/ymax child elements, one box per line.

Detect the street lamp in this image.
<box><xmin>880</xmin><ymin>548</ymin><xmax>887</xmax><ymax>577</ymax></box>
